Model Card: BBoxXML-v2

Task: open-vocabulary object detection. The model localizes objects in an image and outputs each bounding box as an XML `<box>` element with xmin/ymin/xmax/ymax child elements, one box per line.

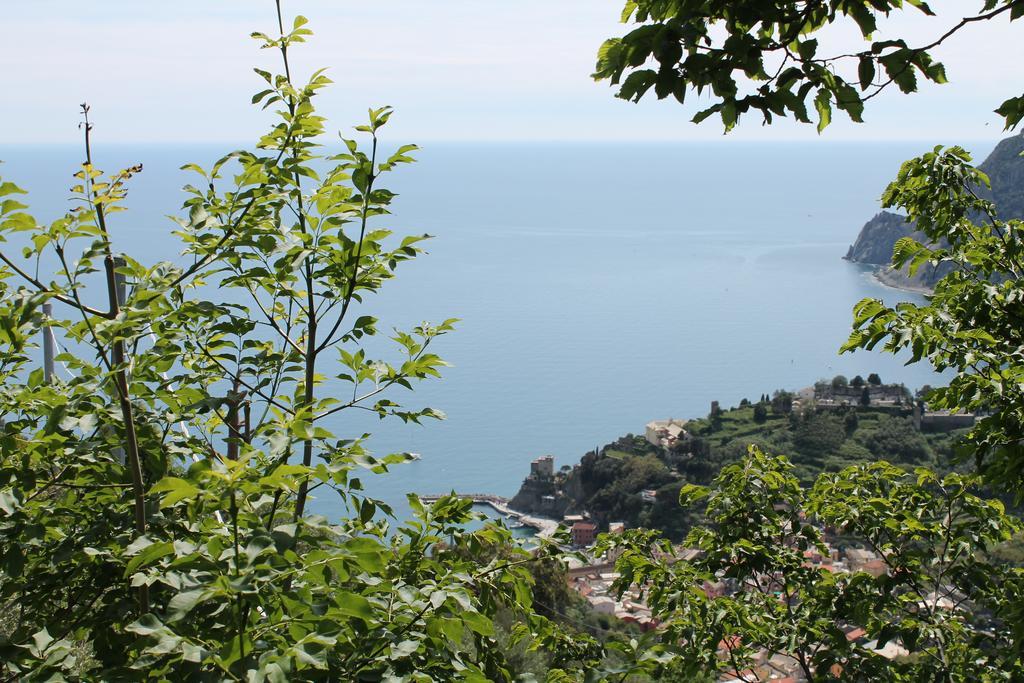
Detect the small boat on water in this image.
<box><xmin>408</xmin><ymin>452</ymin><xmax>422</xmax><ymax>461</ymax></box>
<box><xmin>507</xmin><ymin>518</ymin><xmax>524</xmax><ymax>529</ymax></box>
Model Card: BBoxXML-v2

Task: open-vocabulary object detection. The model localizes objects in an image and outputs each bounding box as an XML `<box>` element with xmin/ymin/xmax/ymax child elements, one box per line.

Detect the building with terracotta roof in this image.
<box><xmin>570</xmin><ymin>521</ymin><xmax>597</xmax><ymax>547</ymax></box>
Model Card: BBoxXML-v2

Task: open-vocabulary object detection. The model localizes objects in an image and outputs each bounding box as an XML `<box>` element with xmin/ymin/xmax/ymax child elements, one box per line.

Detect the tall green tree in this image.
<box><xmin>0</xmin><ymin>4</ymin><xmax>584</xmax><ymax>679</ymax></box>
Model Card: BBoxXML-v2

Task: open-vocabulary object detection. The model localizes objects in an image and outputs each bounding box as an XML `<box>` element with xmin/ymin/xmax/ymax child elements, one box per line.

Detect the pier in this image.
<box><xmin>417</xmin><ymin>492</ymin><xmax>559</xmax><ymax>540</ymax></box>
<box><xmin>419</xmin><ymin>493</ymin><xmax>508</xmax><ymax>505</ymax></box>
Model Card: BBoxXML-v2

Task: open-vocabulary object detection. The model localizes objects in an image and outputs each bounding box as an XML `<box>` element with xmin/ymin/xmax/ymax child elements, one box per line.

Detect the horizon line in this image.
<box><xmin>0</xmin><ymin>135</ymin><xmax>1011</xmax><ymax>147</ymax></box>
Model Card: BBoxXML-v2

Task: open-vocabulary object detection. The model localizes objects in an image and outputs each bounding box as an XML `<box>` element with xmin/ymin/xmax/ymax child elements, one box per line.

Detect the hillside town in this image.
<box><xmin>498</xmin><ymin>378</ymin><xmax>979</xmax><ymax>681</ymax></box>
<box><xmin>511</xmin><ymin>378</ymin><xmax>976</xmax><ymax>529</ymax></box>
<box><xmin>553</xmin><ymin>491</ymin><xmax>919</xmax><ymax>681</ymax></box>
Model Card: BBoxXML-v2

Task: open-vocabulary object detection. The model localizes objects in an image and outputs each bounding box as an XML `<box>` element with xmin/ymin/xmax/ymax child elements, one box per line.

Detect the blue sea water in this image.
<box><xmin>0</xmin><ymin>140</ymin><xmax>985</xmax><ymax>523</ymax></box>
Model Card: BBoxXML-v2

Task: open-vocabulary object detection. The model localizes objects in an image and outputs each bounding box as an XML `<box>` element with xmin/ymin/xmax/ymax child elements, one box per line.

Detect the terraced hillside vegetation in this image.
<box><xmin>512</xmin><ymin>385</ymin><xmax>969</xmax><ymax>541</ymax></box>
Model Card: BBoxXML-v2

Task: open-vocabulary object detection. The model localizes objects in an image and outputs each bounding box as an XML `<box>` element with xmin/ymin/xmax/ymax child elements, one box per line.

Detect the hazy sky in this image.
<box><xmin>1</xmin><ymin>1</ymin><xmax>1020</xmax><ymax>144</ymax></box>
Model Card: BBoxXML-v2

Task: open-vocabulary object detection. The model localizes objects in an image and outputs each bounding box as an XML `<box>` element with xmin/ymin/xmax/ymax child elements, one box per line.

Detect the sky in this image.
<box><xmin>1</xmin><ymin>1</ymin><xmax>1020</xmax><ymax>144</ymax></box>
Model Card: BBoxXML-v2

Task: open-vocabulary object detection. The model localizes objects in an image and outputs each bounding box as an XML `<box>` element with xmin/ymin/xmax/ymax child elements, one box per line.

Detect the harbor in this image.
<box><xmin>418</xmin><ymin>492</ymin><xmax>560</xmax><ymax>540</ymax></box>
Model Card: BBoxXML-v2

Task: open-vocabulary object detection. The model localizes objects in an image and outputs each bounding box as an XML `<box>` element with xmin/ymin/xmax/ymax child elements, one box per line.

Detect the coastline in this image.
<box><xmin>493</xmin><ymin>502</ymin><xmax>559</xmax><ymax>540</ymax></box>
<box><xmin>870</xmin><ymin>265</ymin><xmax>934</xmax><ymax>295</ymax></box>
<box><xmin>471</xmin><ymin>498</ymin><xmax>560</xmax><ymax>540</ymax></box>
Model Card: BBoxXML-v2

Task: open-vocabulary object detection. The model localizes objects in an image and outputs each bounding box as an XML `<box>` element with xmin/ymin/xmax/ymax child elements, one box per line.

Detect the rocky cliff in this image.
<box><xmin>844</xmin><ymin>211</ymin><xmax>919</xmax><ymax>264</ymax></box>
<box><xmin>508</xmin><ymin>436</ymin><xmax>694</xmax><ymax>539</ymax></box>
<box><xmin>509</xmin><ymin>473</ymin><xmax>570</xmax><ymax>519</ymax></box>
<box><xmin>980</xmin><ymin>131</ymin><xmax>1024</xmax><ymax>219</ymax></box>
<box><xmin>845</xmin><ymin>132</ymin><xmax>1024</xmax><ymax>289</ymax></box>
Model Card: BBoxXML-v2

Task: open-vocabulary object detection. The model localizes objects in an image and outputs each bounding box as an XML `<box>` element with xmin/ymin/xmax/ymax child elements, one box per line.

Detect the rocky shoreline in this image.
<box><xmin>870</xmin><ymin>265</ymin><xmax>934</xmax><ymax>295</ymax></box>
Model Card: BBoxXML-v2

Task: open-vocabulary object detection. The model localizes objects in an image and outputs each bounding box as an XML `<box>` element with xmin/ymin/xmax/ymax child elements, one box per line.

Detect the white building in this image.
<box><xmin>644</xmin><ymin>418</ymin><xmax>688</xmax><ymax>449</ymax></box>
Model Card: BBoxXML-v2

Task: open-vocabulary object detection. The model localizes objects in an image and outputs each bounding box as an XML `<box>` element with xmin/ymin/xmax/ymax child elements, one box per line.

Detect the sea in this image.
<box><xmin>0</xmin><ymin>140</ymin><xmax>988</xmax><ymax>525</ymax></box>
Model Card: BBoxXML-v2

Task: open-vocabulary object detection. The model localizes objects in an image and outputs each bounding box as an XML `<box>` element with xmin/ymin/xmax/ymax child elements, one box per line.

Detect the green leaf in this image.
<box><xmin>168</xmin><ymin>588</ymin><xmax>210</xmax><ymax>622</ymax></box>
<box><xmin>858</xmin><ymin>56</ymin><xmax>875</xmax><ymax>91</ymax></box>
<box><xmin>344</xmin><ymin>537</ymin><xmax>385</xmax><ymax>573</ymax></box>
<box><xmin>335</xmin><ymin>591</ymin><xmax>374</xmax><ymax>621</ymax></box>
<box><xmin>996</xmin><ymin>94</ymin><xmax>1024</xmax><ymax>130</ymax></box>
<box><xmin>392</xmin><ymin>639</ymin><xmax>419</xmax><ymax>658</ymax></box>
<box><xmin>814</xmin><ymin>89</ymin><xmax>832</xmax><ymax>133</ymax></box>
<box><xmin>124</xmin><ymin>540</ymin><xmax>175</xmax><ymax>576</ymax></box>
<box><xmin>796</xmin><ymin>39</ymin><xmax>817</xmax><ymax>61</ymax></box>
<box><xmin>150</xmin><ymin>477</ymin><xmax>201</xmax><ymax>507</ymax></box>
<box><xmin>125</xmin><ymin>614</ymin><xmax>165</xmax><ymax>636</ymax></box>
<box><xmin>462</xmin><ymin>611</ymin><xmax>494</xmax><ymax>636</ymax></box>
<box><xmin>0</xmin><ymin>489</ymin><xmax>21</xmax><ymax>515</ymax></box>
<box><xmin>0</xmin><ymin>182</ymin><xmax>27</xmax><ymax>198</ymax></box>
<box><xmin>618</xmin><ymin>70</ymin><xmax>657</xmax><ymax>102</ymax></box>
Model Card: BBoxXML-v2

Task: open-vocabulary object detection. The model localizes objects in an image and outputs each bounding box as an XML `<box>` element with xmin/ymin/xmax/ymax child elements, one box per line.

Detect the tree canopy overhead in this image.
<box><xmin>594</xmin><ymin>0</ymin><xmax>1024</xmax><ymax>132</ymax></box>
